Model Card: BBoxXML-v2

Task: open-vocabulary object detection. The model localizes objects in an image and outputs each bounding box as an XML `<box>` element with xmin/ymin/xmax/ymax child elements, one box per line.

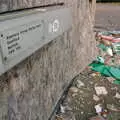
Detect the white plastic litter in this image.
<box><xmin>95</xmin><ymin>86</ymin><xmax>108</xmax><ymax>96</ymax></box>
<box><xmin>106</xmin><ymin>48</ymin><xmax>113</xmax><ymax>56</ymax></box>
<box><xmin>95</xmin><ymin>104</ymin><xmax>102</xmax><ymax>114</ymax></box>
<box><xmin>114</xmin><ymin>92</ymin><xmax>120</xmax><ymax>99</ymax></box>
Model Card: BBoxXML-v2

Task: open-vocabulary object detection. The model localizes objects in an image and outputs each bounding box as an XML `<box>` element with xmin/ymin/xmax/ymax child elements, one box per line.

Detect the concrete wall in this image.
<box><xmin>0</xmin><ymin>0</ymin><xmax>96</xmax><ymax>120</ymax></box>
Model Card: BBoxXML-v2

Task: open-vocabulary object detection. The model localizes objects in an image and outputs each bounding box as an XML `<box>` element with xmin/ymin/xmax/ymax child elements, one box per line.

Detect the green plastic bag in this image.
<box><xmin>89</xmin><ymin>62</ymin><xmax>120</xmax><ymax>84</ymax></box>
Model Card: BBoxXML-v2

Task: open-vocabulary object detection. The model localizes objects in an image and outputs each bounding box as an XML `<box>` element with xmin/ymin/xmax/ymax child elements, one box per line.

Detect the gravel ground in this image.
<box><xmin>55</xmin><ymin>69</ymin><xmax>120</xmax><ymax>120</ymax></box>
<box><xmin>55</xmin><ymin>3</ymin><xmax>120</xmax><ymax>120</ymax></box>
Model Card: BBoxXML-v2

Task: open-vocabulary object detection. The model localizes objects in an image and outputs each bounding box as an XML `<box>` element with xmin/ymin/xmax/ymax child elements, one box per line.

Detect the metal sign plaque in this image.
<box><xmin>0</xmin><ymin>7</ymin><xmax>72</xmax><ymax>75</ymax></box>
<box><xmin>0</xmin><ymin>20</ymin><xmax>44</xmax><ymax>63</ymax></box>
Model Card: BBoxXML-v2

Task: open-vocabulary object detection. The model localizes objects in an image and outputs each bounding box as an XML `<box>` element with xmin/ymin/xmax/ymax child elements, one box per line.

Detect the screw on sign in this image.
<box><xmin>1</xmin><ymin>34</ymin><xmax>3</xmax><ymax>37</ymax></box>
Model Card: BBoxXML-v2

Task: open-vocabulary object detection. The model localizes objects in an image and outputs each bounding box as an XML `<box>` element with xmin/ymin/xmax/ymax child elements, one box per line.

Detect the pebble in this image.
<box><xmin>76</xmin><ymin>80</ymin><xmax>85</xmax><ymax>88</ymax></box>
<box><xmin>93</xmin><ymin>94</ymin><xmax>100</xmax><ymax>101</ymax></box>
<box><xmin>69</xmin><ymin>87</ymin><xmax>79</xmax><ymax>94</ymax></box>
<box><xmin>60</xmin><ymin>105</ymin><xmax>66</xmax><ymax>113</ymax></box>
<box><xmin>107</xmin><ymin>77</ymin><xmax>115</xmax><ymax>83</ymax></box>
<box><xmin>81</xmin><ymin>111</ymin><xmax>84</xmax><ymax>114</ymax></box>
<box><xmin>91</xmin><ymin>72</ymin><xmax>100</xmax><ymax>77</ymax></box>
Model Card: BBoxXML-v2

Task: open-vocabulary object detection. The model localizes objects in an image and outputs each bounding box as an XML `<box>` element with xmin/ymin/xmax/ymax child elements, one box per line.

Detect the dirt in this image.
<box><xmin>55</xmin><ymin>69</ymin><xmax>120</xmax><ymax>120</ymax></box>
<box><xmin>55</xmin><ymin>3</ymin><xmax>120</xmax><ymax>120</ymax></box>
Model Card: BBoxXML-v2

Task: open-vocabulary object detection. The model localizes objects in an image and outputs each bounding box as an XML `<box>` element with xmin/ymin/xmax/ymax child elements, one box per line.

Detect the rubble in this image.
<box><xmin>76</xmin><ymin>80</ymin><xmax>85</xmax><ymax>88</ymax></box>
<box><xmin>69</xmin><ymin>87</ymin><xmax>79</xmax><ymax>94</ymax></box>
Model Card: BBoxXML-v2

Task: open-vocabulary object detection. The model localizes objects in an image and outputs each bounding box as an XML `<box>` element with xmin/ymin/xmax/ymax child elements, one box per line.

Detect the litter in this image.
<box><xmin>89</xmin><ymin>62</ymin><xmax>120</xmax><ymax>84</ymax></box>
<box><xmin>107</xmin><ymin>104</ymin><xmax>120</xmax><ymax>112</ymax></box>
<box><xmin>106</xmin><ymin>47</ymin><xmax>113</xmax><ymax>56</ymax></box>
<box><xmin>95</xmin><ymin>86</ymin><xmax>108</xmax><ymax>96</ymax></box>
<box><xmin>60</xmin><ymin>105</ymin><xmax>65</xmax><ymax>113</ymax></box>
<box><xmin>97</xmin><ymin>31</ymin><xmax>120</xmax><ymax>43</ymax></box>
<box><xmin>91</xmin><ymin>72</ymin><xmax>101</xmax><ymax>77</ymax></box>
<box><xmin>96</xmin><ymin>31</ymin><xmax>120</xmax><ymax>68</ymax></box>
<box><xmin>95</xmin><ymin>104</ymin><xmax>103</xmax><ymax>114</ymax></box>
<box><xmin>98</xmin><ymin>35</ymin><xmax>120</xmax><ymax>43</ymax></box>
<box><xmin>96</xmin><ymin>56</ymin><xmax>105</xmax><ymax>63</ymax></box>
<box><xmin>107</xmin><ymin>77</ymin><xmax>115</xmax><ymax>83</ymax></box>
<box><xmin>112</xmin><ymin>42</ymin><xmax>120</xmax><ymax>54</ymax></box>
<box><xmin>114</xmin><ymin>92</ymin><xmax>120</xmax><ymax>99</ymax></box>
<box><xmin>76</xmin><ymin>80</ymin><xmax>85</xmax><ymax>88</ymax></box>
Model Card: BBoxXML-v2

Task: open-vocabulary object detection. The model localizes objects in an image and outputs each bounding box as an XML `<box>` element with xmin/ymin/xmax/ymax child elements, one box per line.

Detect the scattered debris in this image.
<box><xmin>69</xmin><ymin>87</ymin><xmax>79</xmax><ymax>94</ymax></box>
<box><xmin>91</xmin><ymin>72</ymin><xmax>101</xmax><ymax>77</ymax></box>
<box><xmin>81</xmin><ymin>111</ymin><xmax>84</xmax><ymax>114</ymax></box>
<box><xmin>89</xmin><ymin>115</ymin><xmax>107</xmax><ymax>120</ymax></box>
<box><xmin>60</xmin><ymin>105</ymin><xmax>66</xmax><ymax>113</ymax></box>
<box><xmin>55</xmin><ymin>31</ymin><xmax>120</xmax><ymax>120</ymax></box>
<box><xmin>96</xmin><ymin>56</ymin><xmax>105</xmax><ymax>64</ymax></box>
<box><xmin>93</xmin><ymin>94</ymin><xmax>100</xmax><ymax>101</ymax></box>
<box><xmin>89</xmin><ymin>62</ymin><xmax>120</xmax><ymax>84</ymax></box>
<box><xmin>76</xmin><ymin>80</ymin><xmax>85</xmax><ymax>88</ymax></box>
<box><xmin>114</xmin><ymin>92</ymin><xmax>120</xmax><ymax>99</ymax></box>
<box><xmin>94</xmin><ymin>104</ymin><xmax>109</xmax><ymax>119</ymax></box>
<box><xmin>95</xmin><ymin>86</ymin><xmax>108</xmax><ymax>96</ymax></box>
<box><xmin>107</xmin><ymin>77</ymin><xmax>115</xmax><ymax>83</ymax></box>
<box><xmin>55</xmin><ymin>115</ymin><xmax>64</xmax><ymax>120</ymax></box>
<box><xmin>95</xmin><ymin>104</ymin><xmax>103</xmax><ymax>114</ymax></box>
<box><xmin>90</xmin><ymin>31</ymin><xmax>120</xmax><ymax>85</ymax></box>
<box><xmin>107</xmin><ymin>104</ymin><xmax>120</xmax><ymax>112</ymax></box>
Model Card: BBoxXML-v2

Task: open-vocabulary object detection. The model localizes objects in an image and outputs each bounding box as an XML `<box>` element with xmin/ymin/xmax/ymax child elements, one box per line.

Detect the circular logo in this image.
<box><xmin>49</xmin><ymin>19</ymin><xmax>60</xmax><ymax>33</ymax></box>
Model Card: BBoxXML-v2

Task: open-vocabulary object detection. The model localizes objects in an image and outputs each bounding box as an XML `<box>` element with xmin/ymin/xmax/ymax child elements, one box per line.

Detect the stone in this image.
<box><xmin>60</xmin><ymin>105</ymin><xmax>66</xmax><ymax>113</ymax></box>
<box><xmin>76</xmin><ymin>80</ymin><xmax>85</xmax><ymax>88</ymax></box>
<box><xmin>69</xmin><ymin>87</ymin><xmax>79</xmax><ymax>94</ymax></box>
<box><xmin>93</xmin><ymin>94</ymin><xmax>100</xmax><ymax>101</ymax></box>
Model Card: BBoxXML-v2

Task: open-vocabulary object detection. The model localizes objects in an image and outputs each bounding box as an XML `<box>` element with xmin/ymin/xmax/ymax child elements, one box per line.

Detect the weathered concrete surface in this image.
<box><xmin>0</xmin><ymin>0</ymin><xmax>96</xmax><ymax>120</ymax></box>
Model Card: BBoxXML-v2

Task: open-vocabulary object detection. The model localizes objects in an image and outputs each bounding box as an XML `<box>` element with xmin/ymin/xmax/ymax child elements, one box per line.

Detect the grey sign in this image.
<box><xmin>0</xmin><ymin>7</ymin><xmax>72</xmax><ymax>75</ymax></box>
